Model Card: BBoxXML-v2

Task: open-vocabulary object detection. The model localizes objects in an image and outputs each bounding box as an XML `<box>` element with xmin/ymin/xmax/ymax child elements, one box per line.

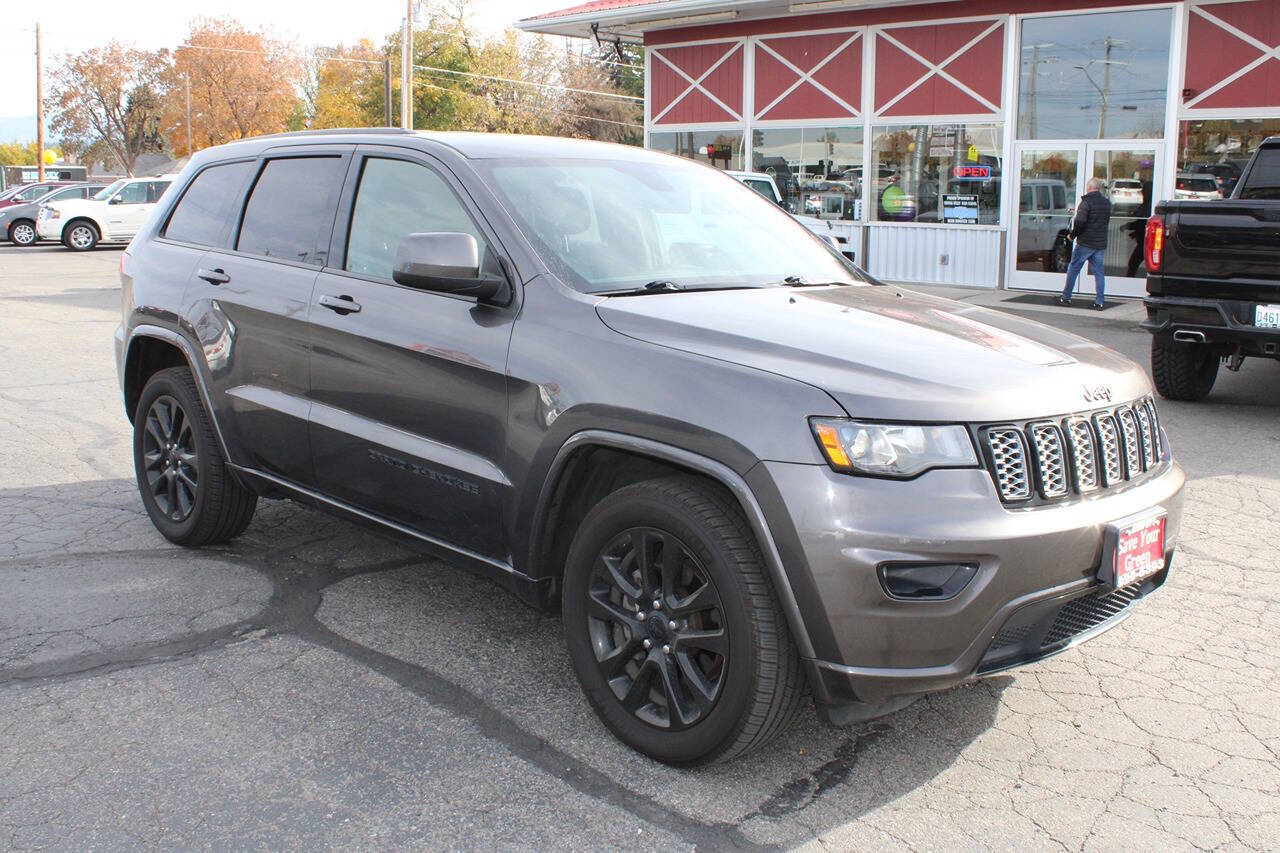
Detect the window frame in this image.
<box><xmin>158</xmin><ymin>158</ymin><xmax>257</xmax><ymax>250</ymax></box>
<box><xmin>226</xmin><ymin>144</ymin><xmax>355</xmax><ymax>271</ymax></box>
<box><xmin>324</xmin><ymin>144</ymin><xmax>514</xmax><ymax>305</ymax></box>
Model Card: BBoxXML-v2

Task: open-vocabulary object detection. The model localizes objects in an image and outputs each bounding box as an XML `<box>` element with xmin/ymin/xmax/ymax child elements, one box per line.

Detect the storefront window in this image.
<box><xmin>750</xmin><ymin>126</ymin><xmax>863</xmax><ymax>219</ymax></box>
<box><xmin>1018</xmin><ymin>8</ymin><xmax>1172</xmax><ymax>140</ymax></box>
<box><xmin>1177</xmin><ymin>118</ymin><xmax>1280</xmax><ymax>197</ymax></box>
<box><xmin>870</xmin><ymin>123</ymin><xmax>1003</xmax><ymax>225</ymax></box>
<box><xmin>648</xmin><ymin>130</ymin><xmax>745</xmax><ymax>171</ymax></box>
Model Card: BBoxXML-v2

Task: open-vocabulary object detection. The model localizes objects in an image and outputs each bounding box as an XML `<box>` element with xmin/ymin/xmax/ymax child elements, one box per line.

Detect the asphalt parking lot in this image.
<box><xmin>1</xmin><ymin>242</ymin><xmax>1278</xmax><ymax>850</ymax></box>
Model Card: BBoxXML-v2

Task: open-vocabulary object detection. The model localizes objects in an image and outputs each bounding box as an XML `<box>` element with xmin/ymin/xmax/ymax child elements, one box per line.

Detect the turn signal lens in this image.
<box><xmin>814</xmin><ymin>422</ymin><xmax>852</xmax><ymax>468</ymax></box>
<box><xmin>1144</xmin><ymin>215</ymin><xmax>1164</xmax><ymax>273</ymax></box>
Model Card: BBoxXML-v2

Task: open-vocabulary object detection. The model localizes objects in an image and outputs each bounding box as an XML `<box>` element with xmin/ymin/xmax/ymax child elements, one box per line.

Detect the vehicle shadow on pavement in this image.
<box><xmin>0</xmin><ymin>478</ymin><xmax>1008</xmax><ymax>848</ymax></box>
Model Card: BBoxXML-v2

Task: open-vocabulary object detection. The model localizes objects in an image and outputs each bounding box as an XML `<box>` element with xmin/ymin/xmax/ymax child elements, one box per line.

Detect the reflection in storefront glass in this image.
<box><xmin>1093</xmin><ymin>149</ymin><xmax>1154</xmax><ymax>280</ymax></box>
<box><xmin>647</xmin><ymin>130</ymin><xmax>745</xmax><ymax>171</ymax></box>
<box><xmin>750</xmin><ymin>126</ymin><xmax>863</xmax><ymax>219</ymax></box>
<box><xmin>1177</xmin><ymin>118</ymin><xmax>1280</xmax><ymax>197</ymax></box>
<box><xmin>1016</xmin><ymin>149</ymin><xmax>1077</xmax><ymax>274</ymax></box>
<box><xmin>1018</xmin><ymin>8</ymin><xmax>1172</xmax><ymax>140</ymax></box>
<box><xmin>871</xmin><ymin>123</ymin><xmax>1004</xmax><ymax>225</ymax></box>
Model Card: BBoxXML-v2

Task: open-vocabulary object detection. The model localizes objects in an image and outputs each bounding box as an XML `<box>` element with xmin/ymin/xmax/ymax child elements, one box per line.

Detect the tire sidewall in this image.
<box><xmin>133</xmin><ymin>369</ymin><xmax>214</xmax><ymax>543</ymax></box>
<box><xmin>563</xmin><ymin>488</ymin><xmax>760</xmax><ymax>765</ymax></box>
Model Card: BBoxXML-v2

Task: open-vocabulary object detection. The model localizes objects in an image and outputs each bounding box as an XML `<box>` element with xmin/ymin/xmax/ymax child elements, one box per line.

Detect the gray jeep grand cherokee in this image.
<box><xmin>116</xmin><ymin>130</ymin><xmax>1184</xmax><ymax>765</ymax></box>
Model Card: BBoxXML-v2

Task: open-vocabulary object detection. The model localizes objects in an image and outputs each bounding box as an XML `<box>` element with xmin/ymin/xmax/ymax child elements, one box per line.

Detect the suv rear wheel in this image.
<box><xmin>7</xmin><ymin>219</ymin><xmax>37</xmax><ymax>246</ymax></box>
<box><xmin>1151</xmin><ymin>335</ymin><xmax>1218</xmax><ymax>401</ymax></box>
<box><xmin>562</xmin><ymin>477</ymin><xmax>805</xmax><ymax>765</ymax></box>
<box><xmin>133</xmin><ymin>367</ymin><xmax>257</xmax><ymax>545</ymax></box>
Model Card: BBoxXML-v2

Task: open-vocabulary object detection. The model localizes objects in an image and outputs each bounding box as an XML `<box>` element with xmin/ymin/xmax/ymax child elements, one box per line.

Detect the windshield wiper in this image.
<box><xmin>600</xmin><ymin>280</ymin><xmax>756</xmax><ymax>297</ymax></box>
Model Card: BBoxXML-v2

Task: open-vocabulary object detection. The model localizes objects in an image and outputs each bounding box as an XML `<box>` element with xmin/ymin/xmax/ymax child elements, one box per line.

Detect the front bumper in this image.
<box><xmin>36</xmin><ymin>218</ymin><xmax>63</xmax><ymax>241</ymax></box>
<box><xmin>758</xmin><ymin>456</ymin><xmax>1185</xmax><ymax>708</ymax></box>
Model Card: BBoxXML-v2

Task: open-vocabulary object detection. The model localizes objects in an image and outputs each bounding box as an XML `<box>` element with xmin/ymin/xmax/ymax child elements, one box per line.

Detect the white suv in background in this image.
<box><xmin>38</xmin><ymin>175</ymin><xmax>176</xmax><ymax>250</ymax></box>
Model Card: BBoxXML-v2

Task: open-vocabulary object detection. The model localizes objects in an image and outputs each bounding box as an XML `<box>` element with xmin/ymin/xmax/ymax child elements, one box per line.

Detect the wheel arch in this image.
<box><xmin>528</xmin><ymin>430</ymin><xmax>817</xmax><ymax>660</ymax></box>
<box><xmin>6</xmin><ymin>217</ymin><xmax>36</xmax><ymax>241</ymax></box>
<box><xmin>63</xmin><ymin>216</ymin><xmax>101</xmax><ymax>245</ymax></box>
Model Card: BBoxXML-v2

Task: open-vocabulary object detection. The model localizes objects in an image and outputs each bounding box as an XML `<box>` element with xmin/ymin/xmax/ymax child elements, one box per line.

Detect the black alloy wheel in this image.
<box><xmin>586</xmin><ymin>527</ymin><xmax>727</xmax><ymax>731</ymax></box>
<box><xmin>563</xmin><ymin>477</ymin><xmax>805</xmax><ymax>766</ymax></box>
<box><xmin>141</xmin><ymin>395</ymin><xmax>200</xmax><ymax>523</ymax></box>
<box><xmin>133</xmin><ymin>366</ymin><xmax>257</xmax><ymax>545</ymax></box>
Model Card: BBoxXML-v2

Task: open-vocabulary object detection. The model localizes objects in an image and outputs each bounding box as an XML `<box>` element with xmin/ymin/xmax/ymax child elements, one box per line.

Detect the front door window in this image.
<box><xmin>1015</xmin><ymin>148</ymin><xmax>1078</xmax><ymax>276</ymax></box>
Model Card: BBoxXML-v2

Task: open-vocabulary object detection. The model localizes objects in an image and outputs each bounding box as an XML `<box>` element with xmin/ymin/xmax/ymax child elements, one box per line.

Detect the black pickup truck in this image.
<box><xmin>1143</xmin><ymin>137</ymin><xmax>1280</xmax><ymax>400</ymax></box>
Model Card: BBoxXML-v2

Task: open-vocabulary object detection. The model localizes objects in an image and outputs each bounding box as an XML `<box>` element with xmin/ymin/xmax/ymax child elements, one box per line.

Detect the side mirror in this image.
<box><xmin>392</xmin><ymin>232</ymin><xmax>510</xmax><ymax>304</ymax></box>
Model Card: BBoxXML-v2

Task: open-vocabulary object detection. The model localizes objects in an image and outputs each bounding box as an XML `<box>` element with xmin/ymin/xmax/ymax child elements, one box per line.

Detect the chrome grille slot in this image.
<box><xmin>985</xmin><ymin>428</ymin><xmax>1031</xmax><ymax>501</ymax></box>
<box><xmin>1134</xmin><ymin>403</ymin><xmax>1157</xmax><ymax>470</ymax></box>
<box><xmin>1093</xmin><ymin>413</ymin><xmax>1124</xmax><ymax>487</ymax></box>
<box><xmin>1028</xmin><ymin>423</ymin><xmax>1069</xmax><ymax>498</ymax></box>
<box><xmin>1142</xmin><ymin>397</ymin><xmax>1162</xmax><ymax>461</ymax></box>
<box><xmin>1064</xmin><ymin>417</ymin><xmax>1098</xmax><ymax>492</ymax></box>
<box><xmin>1116</xmin><ymin>407</ymin><xmax>1143</xmax><ymax>477</ymax></box>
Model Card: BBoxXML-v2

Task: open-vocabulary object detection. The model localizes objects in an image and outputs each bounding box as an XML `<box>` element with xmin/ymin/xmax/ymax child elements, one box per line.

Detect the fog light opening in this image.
<box><xmin>878</xmin><ymin>562</ymin><xmax>978</xmax><ymax>601</ymax></box>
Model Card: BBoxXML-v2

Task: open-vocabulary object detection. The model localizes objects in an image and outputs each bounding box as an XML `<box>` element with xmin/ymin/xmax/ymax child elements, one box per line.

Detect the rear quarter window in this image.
<box><xmin>164</xmin><ymin>161</ymin><xmax>254</xmax><ymax>247</ymax></box>
<box><xmin>1238</xmin><ymin>148</ymin><xmax>1280</xmax><ymax>200</ymax></box>
<box><xmin>236</xmin><ymin>156</ymin><xmax>346</xmax><ymax>265</ymax></box>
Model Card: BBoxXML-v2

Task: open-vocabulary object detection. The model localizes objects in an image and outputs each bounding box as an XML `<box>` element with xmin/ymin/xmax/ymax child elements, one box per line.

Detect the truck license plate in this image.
<box><xmin>1256</xmin><ymin>303</ymin><xmax>1280</xmax><ymax>329</ymax></box>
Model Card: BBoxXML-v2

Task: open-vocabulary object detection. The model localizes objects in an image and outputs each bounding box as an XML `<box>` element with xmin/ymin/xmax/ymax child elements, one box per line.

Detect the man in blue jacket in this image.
<box><xmin>1057</xmin><ymin>177</ymin><xmax>1112</xmax><ymax>309</ymax></box>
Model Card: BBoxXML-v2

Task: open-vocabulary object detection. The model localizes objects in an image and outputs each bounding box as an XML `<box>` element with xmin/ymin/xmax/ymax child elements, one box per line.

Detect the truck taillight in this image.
<box><xmin>1144</xmin><ymin>215</ymin><xmax>1164</xmax><ymax>273</ymax></box>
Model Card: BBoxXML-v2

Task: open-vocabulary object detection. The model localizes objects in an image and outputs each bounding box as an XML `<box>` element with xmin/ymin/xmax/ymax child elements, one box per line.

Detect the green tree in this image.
<box><xmin>0</xmin><ymin>140</ymin><xmax>40</xmax><ymax>165</ymax></box>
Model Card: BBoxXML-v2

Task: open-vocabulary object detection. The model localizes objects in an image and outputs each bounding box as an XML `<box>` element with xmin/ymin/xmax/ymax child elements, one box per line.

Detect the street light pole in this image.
<box><xmin>401</xmin><ymin>1</ymin><xmax>413</xmax><ymax>130</ymax></box>
<box><xmin>36</xmin><ymin>23</ymin><xmax>44</xmax><ymax>182</ymax></box>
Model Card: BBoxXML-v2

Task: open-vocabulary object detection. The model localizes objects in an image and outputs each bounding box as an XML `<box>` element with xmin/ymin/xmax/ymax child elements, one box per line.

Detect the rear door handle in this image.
<box><xmin>197</xmin><ymin>268</ymin><xmax>230</xmax><ymax>285</ymax></box>
<box><xmin>318</xmin><ymin>294</ymin><xmax>361</xmax><ymax>315</ymax></box>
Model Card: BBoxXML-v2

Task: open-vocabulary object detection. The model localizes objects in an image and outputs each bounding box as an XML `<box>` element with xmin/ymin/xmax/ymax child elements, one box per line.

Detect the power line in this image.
<box><xmin>412</xmin><ymin>62</ymin><xmax>642</xmax><ymax>102</ymax></box>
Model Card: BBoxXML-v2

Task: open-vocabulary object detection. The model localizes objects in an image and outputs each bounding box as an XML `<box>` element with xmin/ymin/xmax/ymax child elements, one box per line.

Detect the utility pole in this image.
<box><xmin>36</xmin><ymin>23</ymin><xmax>44</xmax><ymax>182</ymax></box>
<box><xmin>400</xmin><ymin>1</ymin><xmax>413</xmax><ymax>130</ymax></box>
<box><xmin>1099</xmin><ymin>36</ymin><xmax>1114</xmax><ymax>140</ymax></box>
<box><xmin>185</xmin><ymin>73</ymin><xmax>192</xmax><ymax>156</ymax></box>
<box><xmin>384</xmin><ymin>60</ymin><xmax>393</xmax><ymax>127</ymax></box>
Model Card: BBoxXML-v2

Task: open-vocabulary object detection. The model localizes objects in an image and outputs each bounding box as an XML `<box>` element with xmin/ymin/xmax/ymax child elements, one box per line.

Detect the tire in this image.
<box><xmin>562</xmin><ymin>477</ymin><xmax>805</xmax><ymax>766</ymax></box>
<box><xmin>7</xmin><ymin>219</ymin><xmax>37</xmax><ymax>246</ymax></box>
<box><xmin>1151</xmin><ymin>335</ymin><xmax>1219</xmax><ymax>401</ymax></box>
<box><xmin>133</xmin><ymin>366</ymin><xmax>257</xmax><ymax>545</ymax></box>
<box><xmin>65</xmin><ymin>220</ymin><xmax>99</xmax><ymax>251</ymax></box>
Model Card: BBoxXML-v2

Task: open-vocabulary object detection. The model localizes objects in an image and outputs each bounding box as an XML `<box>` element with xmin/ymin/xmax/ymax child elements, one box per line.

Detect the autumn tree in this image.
<box><xmin>308</xmin><ymin>40</ymin><xmax>386</xmax><ymax>129</ymax></box>
<box><xmin>164</xmin><ymin>18</ymin><xmax>303</xmax><ymax>156</ymax></box>
<box><xmin>0</xmin><ymin>140</ymin><xmax>40</xmax><ymax>165</ymax></box>
<box><xmin>46</xmin><ymin>42</ymin><xmax>168</xmax><ymax>176</ymax></box>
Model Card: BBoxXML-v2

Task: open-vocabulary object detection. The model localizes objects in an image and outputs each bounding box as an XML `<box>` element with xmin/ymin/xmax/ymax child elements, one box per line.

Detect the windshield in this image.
<box><xmin>93</xmin><ymin>180</ymin><xmax>127</xmax><ymax>201</ymax></box>
<box><xmin>475</xmin><ymin>156</ymin><xmax>861</xmax><ymax>294</ymax></box>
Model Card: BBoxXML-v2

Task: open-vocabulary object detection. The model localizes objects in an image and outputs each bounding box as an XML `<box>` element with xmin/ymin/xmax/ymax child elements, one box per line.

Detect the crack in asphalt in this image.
<box><xmin>0</xmin><ymin>542</ymin><xmax>775</xmax><ymax>851</ymax></box>
<box><xmin>741</xmin><ymin>723</ymin><xmax>890</xmax><ymax>821</ymax></box>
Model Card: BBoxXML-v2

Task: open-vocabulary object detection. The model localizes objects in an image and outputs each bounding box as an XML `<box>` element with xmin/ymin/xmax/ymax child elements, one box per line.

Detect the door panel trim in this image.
<box><xmin>225</xmin><ymin>384</ymin><xmax>313</xmax><ymax>421</ymax></box>
<box><xmin>308</xmin><ymin>398</ymin><xmax>512</xmax><ymax>487</ymax></box>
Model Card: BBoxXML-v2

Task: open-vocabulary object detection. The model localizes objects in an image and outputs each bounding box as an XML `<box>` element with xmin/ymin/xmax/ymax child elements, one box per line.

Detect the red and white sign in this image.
<box><xmin>1111</xmin><ymin>512</ymin><xmax>1166</xmax><ymax>588</ymax></box>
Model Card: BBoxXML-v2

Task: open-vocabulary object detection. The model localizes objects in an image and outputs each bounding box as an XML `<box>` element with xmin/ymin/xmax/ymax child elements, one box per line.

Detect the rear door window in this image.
<box><xmin>164</xmin><ymin>161</ymin><xmax>254</xmax><ymax>247</ymax></box>
<box><xmin>146</xmin><ymin>181</ymin><xmax>172</xmax><ymax>203</ymax></box>
<box><xmin>237</xmin><ymin>156</ymin><xmax>345</xmax><ymax>265</ymax></box>
<box><xmin>344</xmin><ymin>157</ymin><xmax>487</xmax><ymax>281</ymax></box>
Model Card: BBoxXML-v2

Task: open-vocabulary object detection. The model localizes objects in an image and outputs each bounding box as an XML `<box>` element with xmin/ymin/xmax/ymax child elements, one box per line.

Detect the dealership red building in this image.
<box><xmin>520</xmin><ymin>0</ymin><xmax>1280</xmax><ymax>296</ymax></box>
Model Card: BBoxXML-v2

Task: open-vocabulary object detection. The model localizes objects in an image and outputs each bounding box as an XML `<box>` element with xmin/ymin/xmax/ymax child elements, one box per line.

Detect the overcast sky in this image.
<box><xmin>0</xmin><ymin>0</ymin><xmax>576</xmax><ymax>133</ymax></box>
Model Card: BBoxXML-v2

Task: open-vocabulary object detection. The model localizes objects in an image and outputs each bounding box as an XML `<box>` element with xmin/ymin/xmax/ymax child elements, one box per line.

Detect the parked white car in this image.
<box><xmin>727</xmin><ymin>170</ymin><xmax>857</xmax><ymax>261</ymax></box>
<box><xmin>37</xmin><ymin>175</ymin><xmax>176</xmax><ymax>250</ymax></box>
<box><xmin>1174</xmin><ymin>172</ymin><xmax>1224</xmax><ymax>201</ymax></box>
<box><xmin>1109</xmin><ymin>178</ymin><xmax>1144</xmax><ymax>210</ymax></box>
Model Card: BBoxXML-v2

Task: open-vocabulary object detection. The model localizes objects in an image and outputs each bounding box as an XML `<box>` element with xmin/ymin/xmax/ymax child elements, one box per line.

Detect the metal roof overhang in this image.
<box><xmin>515</xmin><ymin>0</ymin><xmax>963</xmax><ymax>42</ymax></box>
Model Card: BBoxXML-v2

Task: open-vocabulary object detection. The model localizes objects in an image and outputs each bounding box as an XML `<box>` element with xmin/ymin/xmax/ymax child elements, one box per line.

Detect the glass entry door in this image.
<box><xmin>1010</xmin><ymin>143</ymin><xmax>1159</xmax><ymax>298</ymax></box>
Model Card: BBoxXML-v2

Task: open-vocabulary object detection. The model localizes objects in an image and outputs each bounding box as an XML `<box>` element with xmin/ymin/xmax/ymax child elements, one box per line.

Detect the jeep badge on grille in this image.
<box><xmin>1083</xmin><ymin>383</ymin><xmax>1113</xmax><ymax>403</ymax></box>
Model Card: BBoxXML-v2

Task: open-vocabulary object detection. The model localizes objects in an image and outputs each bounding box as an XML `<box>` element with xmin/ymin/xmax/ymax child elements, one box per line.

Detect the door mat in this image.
<box><xmin>1003</xmin><ymin>293</ymin><xmax>1122</xmax><ymax>311</ymax></box>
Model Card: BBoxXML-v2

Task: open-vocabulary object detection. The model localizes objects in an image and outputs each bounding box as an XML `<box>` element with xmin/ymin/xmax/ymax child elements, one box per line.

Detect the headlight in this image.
<box><xmin>810</xmin><ymin>418</ymin><xmax>978</xmax><ymax>478</ymax></box>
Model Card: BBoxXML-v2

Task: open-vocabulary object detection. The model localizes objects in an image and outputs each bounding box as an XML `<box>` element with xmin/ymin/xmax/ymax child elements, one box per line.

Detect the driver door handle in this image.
<box><xmin>197</xmin><ymin>268</ymin><xmax>230</xmax><ymax>285</ymax></box>
<box><xmin>318</xmin><ymin>294</ymin><xmax>361</xmax><ymax>315</ymax></box>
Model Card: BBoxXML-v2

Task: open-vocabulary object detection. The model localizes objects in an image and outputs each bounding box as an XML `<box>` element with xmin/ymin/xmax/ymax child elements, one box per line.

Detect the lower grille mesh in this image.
<box><xmin>1042</xmin><ymin>583</ymin><xmax>1143</xmax><ymax>646</ymax></box>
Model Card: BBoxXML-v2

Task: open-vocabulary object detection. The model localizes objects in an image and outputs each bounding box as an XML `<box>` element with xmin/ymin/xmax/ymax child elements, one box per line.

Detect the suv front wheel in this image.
<box><xmin>562</xmin><ymin>477</ymin><xmax>805</xmax><ymax>765</ymax></box>
<box><xmin>64</xmin><ymin>221</ymin><xmax>99</xmax><ymax>251</ymax></box>
<box><xmin>133</xmin><ymin>367</ymin><xmax>257</xmax><ymax>545</ymax></box>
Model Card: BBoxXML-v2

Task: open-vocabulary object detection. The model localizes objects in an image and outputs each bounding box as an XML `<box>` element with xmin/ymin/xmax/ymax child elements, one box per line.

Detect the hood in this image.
<box><xmin>595</xmin><ymin>284</ymin><xmax>1150</xmax><ymax>423</ymax></box>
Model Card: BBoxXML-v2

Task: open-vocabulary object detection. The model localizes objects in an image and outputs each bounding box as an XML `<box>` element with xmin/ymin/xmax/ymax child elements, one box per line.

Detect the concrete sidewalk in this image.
<box><xmin>895</xmin><ymin>281</ymin><xmax>1147</xmax><ymax>324</ymax></box>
